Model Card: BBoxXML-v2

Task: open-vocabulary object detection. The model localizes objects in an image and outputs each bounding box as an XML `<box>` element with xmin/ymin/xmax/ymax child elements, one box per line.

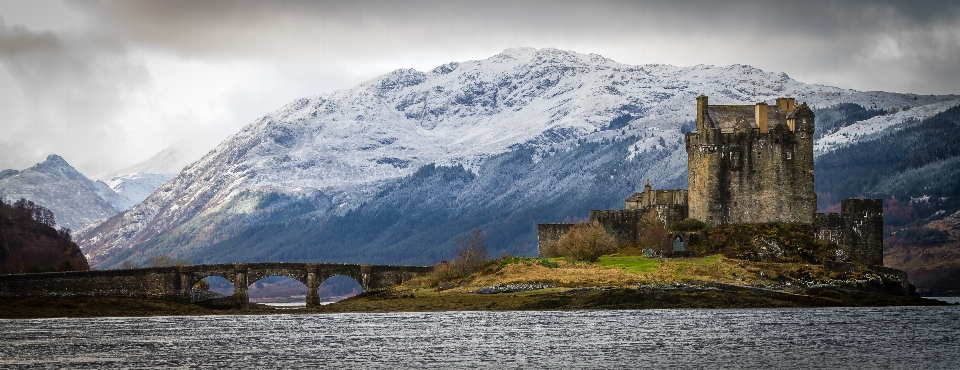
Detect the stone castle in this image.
<box><xmin>538</xmin><ymin>95</ymin><xmax>884</xmax><ymax>267</ymax></box>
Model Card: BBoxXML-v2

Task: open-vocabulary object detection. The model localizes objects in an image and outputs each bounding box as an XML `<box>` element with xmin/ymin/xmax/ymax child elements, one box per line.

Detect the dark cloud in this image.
<box><xmin>1</xmin><ymin>0</ymin><xmax>957</xmax><ymax>175</ymax></box>
<box><xmin>67</xmin><ymin>0</ymin><xmax>959</xmax><ymax>93</ymax></box>
<box><xmin>0</xmin><ymin>21</ymin><xmax>149</xmax><ymax>175</ymax></box>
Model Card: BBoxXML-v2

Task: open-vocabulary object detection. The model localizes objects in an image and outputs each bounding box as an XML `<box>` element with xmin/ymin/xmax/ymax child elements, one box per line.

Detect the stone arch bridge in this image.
<box><xmin>0</xmin><ymin>262</ymin><xmax>433</xmax><ymax>308</ymax></box>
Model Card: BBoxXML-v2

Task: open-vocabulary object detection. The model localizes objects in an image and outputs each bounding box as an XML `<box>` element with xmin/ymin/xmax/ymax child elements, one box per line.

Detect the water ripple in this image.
<box><xmin>1</xmin><ymin>306</ymin><xmax>958</xmax><ymax>369</ymax></box>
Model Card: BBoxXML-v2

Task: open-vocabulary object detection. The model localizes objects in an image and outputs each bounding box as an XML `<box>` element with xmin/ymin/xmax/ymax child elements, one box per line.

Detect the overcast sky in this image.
<box><xmin>1</xmin><ymin>0</ymin><xmax>958</xmax><ymax>176</ymax></box>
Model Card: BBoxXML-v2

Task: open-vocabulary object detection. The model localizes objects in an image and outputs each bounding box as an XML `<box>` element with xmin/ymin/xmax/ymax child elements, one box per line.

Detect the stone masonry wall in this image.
<box><xmin>841</xmin><ymin>199</ymin><xmax>884</xmax><ymax>267</ymax></box>
<box><xmin>537</xmin><ymin>224</ymin><xmax>574</xmax><ymax>257</ymax></box>
<box><xmin>812</xmin><ymin>199</ymin><xmax>884</xmax><ymax>267</ymax></box>
<box><xmin>590</xmin><ymin>209</ymin><xmax>645</xmax><ymax>247</ymax></box>
<box><xmin>0</xmin><ymin>267</ymin><xmax>183</xmax><ymax>299</ymax></box>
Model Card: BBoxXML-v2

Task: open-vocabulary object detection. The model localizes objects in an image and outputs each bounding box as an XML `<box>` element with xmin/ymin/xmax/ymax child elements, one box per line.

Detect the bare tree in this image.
<box><xmin>145</xmin><ymin>255</ymin><xmax>189</xmax><ymax>268</ymax></box>
<box><xmin>638</xmin><ymin>212</ymin><xmax>671</xmax><ymax>256</ymax></box>
<box><xmin>453</xmin><ymin>229</ymin><xmax>488</xmax><ymax>278</ymax></box>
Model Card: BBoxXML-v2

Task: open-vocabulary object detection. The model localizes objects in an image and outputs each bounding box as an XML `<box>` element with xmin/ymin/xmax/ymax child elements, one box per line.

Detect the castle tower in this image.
<box><xmin>685</xmin><ymin>96</ymin><xmax>816</xmax><ymax>226</ymax></box>
<box><xmin>840</xmin><ymin>199</ymin><xmax>884</xmax><ymax>266</ymax></box>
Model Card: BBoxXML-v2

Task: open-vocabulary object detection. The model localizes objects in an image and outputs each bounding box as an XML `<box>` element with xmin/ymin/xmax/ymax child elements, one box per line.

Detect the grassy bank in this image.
<box><xmin>1</xmin><ymin>255</ymin><xmax>947</xmax><ymax>319</ymax></box>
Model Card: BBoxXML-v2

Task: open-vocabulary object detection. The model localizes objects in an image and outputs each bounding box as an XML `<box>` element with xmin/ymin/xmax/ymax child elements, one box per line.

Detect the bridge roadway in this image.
<box><xmin>0</xmin><ymin>262</ymin><xmax>434</xmax><ymax>308</ymax></box>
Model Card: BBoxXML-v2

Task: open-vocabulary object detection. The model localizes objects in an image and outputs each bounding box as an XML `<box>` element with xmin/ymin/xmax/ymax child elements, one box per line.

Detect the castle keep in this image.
<box><xmin>686</xmin><ymin>96</ymin><xmax>816</xmax><ymax>226</ymax></box>
<box><xmin>538</xmin><ymin>95</ymin><xmax>884</xmax><ymax>267</ymax></box>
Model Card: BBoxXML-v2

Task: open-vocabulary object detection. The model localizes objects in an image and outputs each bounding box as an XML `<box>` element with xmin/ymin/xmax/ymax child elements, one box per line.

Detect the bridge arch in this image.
<box><xmin>187</xmin><ymin>271</ymin><xmax>236</xmax><ymax>289</ymax></box>
<box><xmin>190</xmin><ymin>275</ymin><xmax>235</xmax><ymax>302</ymax></box>
<box><xmin>318</xmin><ymin>274</ymin><xmax>363</xmax><ymax>303</ymax></box>
<box><xmin>246</xmin><ymin>275</ymin><xmax>309</xmax><ymax>306</ymax></box>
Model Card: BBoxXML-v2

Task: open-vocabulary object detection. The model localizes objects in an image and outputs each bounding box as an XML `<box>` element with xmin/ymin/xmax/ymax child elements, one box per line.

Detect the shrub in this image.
<box><xmin>451</xmin><ymin>228</ymin><xmax>488</xmax><ymax>277</ymax></box>
<box><xmin>671</xmin><ymin>218</ymin><xmax>706</xmax><ymax>232</ymax></box>
<box><xmin>545</xmin><ymin>221</ymin><xmax>617</xmax><ymax>262</ymax></box>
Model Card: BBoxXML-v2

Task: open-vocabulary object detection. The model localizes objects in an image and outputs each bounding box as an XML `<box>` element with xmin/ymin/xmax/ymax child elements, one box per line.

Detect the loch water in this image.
<box><xmin>1</xmin><ymin>306</ymin><xmax>958</xmax><ymax>369</ymax></box>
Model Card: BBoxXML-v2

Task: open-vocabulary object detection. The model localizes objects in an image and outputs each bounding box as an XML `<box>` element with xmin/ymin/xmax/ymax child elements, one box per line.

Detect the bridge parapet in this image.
<box><xmin>0</xmin><ymin>262</ymin><xmax>434</xmax><ymax>308</ymax></box>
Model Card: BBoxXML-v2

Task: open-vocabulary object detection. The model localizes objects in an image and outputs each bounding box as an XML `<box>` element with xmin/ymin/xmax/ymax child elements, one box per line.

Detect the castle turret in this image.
<box><xmin>793</xmin><ymin>103</ymin><xmax>815</xmax><ymax>136</ymax></box>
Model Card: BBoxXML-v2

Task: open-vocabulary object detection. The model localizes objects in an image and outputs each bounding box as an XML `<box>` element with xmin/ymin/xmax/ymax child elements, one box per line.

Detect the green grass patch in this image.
<box><xmin>597</xmin><ymin>254</ymin><xmax>722</xmax><ymax>274</ymax></box>
<box><xmin>596</xmin><ymin>255</ymin><xmax>662</xmax><ymax>273</ymax></box>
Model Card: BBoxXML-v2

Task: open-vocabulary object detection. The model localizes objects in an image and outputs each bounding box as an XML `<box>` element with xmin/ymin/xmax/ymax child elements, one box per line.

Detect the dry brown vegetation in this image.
<box><xmin>539</xmin><ymin>221</ymin><xmax>617</xmax><ymax>262</ymax></box>
<box><xmin>403</xmin><ymin>255</ymin><xmax>833</xmax><ymax>294</ymax></box>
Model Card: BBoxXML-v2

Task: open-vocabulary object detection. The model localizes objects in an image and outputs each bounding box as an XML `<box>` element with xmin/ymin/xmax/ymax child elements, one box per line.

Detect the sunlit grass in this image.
<box><xmin>400</xmin><ymin>253</ymin><xmax>841</xmax><ymax>294</ymax></box>
<box><xmin>597</xmin><ymin>254</ymin><xmax>722</xmax><ymax>273</ymax></box>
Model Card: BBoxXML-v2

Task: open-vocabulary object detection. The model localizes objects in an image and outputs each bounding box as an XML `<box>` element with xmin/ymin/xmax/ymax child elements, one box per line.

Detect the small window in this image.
<box><xmin>731</xmin><ymin>150</ymin><xmax>742</xmax><ymax>169</ymax></box>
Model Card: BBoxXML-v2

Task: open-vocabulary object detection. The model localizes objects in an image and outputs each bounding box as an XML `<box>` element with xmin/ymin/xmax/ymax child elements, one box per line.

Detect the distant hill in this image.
<box><xmin>95</xmin><ymin>136</ymin><xmax>216</xmax><ymax>205</ymax></box>
<box><xmin>0</xmin><ymin>198</ymin><xmax>90</xmax><ymax>274</ymax></box>
<box><xmin>0</xmin><ymin>155</ymin><xmax>132</xmax><ymax>230</ymax></box>
<box><xmin>884</xmin><ymin>210</ymin><xmax>960</xmax><ymax>296</ymax></box>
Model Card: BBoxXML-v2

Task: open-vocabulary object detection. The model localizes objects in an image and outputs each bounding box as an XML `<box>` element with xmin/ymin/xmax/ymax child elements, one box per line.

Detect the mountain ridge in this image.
<box><xmin>0</xmin><ymin>155</ymin><xmax>131</xmax><ymax>230</ymax></box>
<box><xmin>74</xmin><ymin>47</ymin><xmax>959</xmax><ymax>268</ymax></box>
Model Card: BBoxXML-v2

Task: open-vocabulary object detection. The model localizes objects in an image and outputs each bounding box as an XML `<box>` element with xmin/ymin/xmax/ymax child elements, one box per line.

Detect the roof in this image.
<box><xmin>707</xmin><ymin>104</ymin><xmax>793</xmax><ymax>133</ymax></box>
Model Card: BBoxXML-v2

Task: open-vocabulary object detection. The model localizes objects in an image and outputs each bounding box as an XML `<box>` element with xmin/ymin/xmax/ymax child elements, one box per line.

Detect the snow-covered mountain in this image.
<box><xmin>96</xmin><ymin>136</ymin><xmax>217</xmax><ymax>205</ymax></box>
<box><xmin>0</xmin><ymin>155</ymin><xmax>132</xmax><ymax>230</ymax></box>
<box><xmin>76</xmin><ymin>47</ymin><xmax>958</xmax><ymax>268</ymax></box>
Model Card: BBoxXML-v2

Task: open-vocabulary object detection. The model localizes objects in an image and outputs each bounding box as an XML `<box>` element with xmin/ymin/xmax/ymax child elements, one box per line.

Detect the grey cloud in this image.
<box><xmin>0</xmin><ymin>22</ymin><xmax>150</xmax><ymax>175</ymax></box>
<box><xmin>71</xmin><ymin>1</ymin><xmax>959</xmax><ymax>90</ymax></box>
<box><xmin>2</xmin><ymin>0</ymin><xmax>957</xmax><ymax>175</ymax></box>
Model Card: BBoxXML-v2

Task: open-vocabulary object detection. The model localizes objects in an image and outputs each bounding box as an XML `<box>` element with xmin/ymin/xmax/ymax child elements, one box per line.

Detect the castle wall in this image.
<box><xmin>812</xmin><ymin>199</ymin><xmax>884</xmax><ymax>267</ymax></box>
<box><xmin>589</xmin><ymin>209</ymin><xmax>645</xmax><ymax>246</ymax></box>
<box><xmin>537</xmin><ymin>224</ymin><xmax>574</xmax><ymax>257</ymax></box>
<box><xmin>625</xmin><ymin>189</ymin><xmax>687</xmax><ymax>210</ymax></box>
<box><xmin>590</xmin><ymin>205</ymin><xmax>686</xmax><ymax>247</ymax></box>
<box><xmin>841</xmin><ymin>199</ymin><xmax>884</xmax><ymax>267</ymax></box>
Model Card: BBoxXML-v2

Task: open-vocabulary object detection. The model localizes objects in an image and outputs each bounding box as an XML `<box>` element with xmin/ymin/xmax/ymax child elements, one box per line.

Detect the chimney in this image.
<box><xmin>755</xmin><ymin>102</ymin><xmax>768</xmax><ymax>134</ymax></box>
<box><xmin>696</xmin><ymin>95</ymin><xmax>709</xmax><ymax>131</ymax></box>
<box><xmin>776</xmin><ymin>97</ymin><xmax>796</xmax><ymax>113</ymax></box>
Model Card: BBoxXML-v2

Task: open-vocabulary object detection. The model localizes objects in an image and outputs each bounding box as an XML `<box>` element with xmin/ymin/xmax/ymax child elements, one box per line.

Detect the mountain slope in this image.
<box><xmin>814</xmin><ymin>104</ymin><xmax>960</xmax><ymax>210</ymax></box>
<box><xmin>96</xmin><ymin>136</ymin><xmax>218</xmax><ymax>205</ymax></box>
<box><xmin>885</xmin><ymin>210</ymin><xmax>960</xmax><ymax>296</ymax></box>
<box><xmin>0</xmin><ymin>155</ymin><xmax>131</xmax><ymax>230</ymax></box>
<box><xmin>76</xmin><ymin>47</ymin><xmax>958</xmax><ymax>268</ymax></box>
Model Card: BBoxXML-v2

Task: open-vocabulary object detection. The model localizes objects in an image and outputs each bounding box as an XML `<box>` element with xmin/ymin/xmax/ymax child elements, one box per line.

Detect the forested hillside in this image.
<box><xmin>96</xmin><ymin>136</ymin><xmax>684</xmax><ymax>267</ymax></box>
<box><xmin>0</xmin><ymin>198</ymin><xmax>90</xmax><ymax>274</ymax></box>
<box><xmin>815</xmin><ymin>104</ymin><xmax>960</xmax><ymax>215</ymax></box>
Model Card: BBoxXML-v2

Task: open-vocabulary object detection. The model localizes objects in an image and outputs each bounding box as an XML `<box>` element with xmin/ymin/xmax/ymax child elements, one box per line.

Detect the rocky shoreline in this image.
<box><xmin>0</xmin><ymin>282</ymin><xmax>949</xmax><ymax>319</ymax></box>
